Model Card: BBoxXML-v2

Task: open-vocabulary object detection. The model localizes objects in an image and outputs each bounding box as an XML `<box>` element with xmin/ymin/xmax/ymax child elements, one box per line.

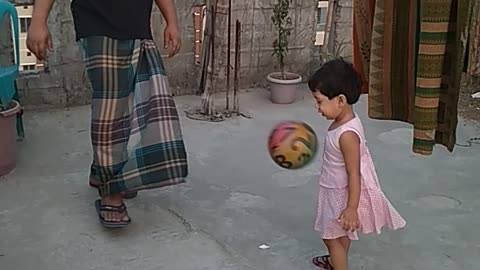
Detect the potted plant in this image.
<box><xmin>0</xmin><ymin>100</ymin><xmax>21</xmax><ymax>176</ymax></box>
<box><xmin>267</xmin><ymin>0</ymin><xmax>302</xmax><ymax>104</ymax></box>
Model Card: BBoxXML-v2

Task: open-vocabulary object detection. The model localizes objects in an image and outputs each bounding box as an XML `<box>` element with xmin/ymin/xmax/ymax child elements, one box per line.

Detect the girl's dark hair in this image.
<box><xmin>308</xmin><ymin>58</ymin><xmax>362</xmax><ymax>105</ymax></box>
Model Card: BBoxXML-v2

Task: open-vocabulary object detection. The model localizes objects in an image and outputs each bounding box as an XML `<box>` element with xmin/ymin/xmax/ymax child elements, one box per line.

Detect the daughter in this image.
<box><xmin>308</xmin><ymin>59</ymin><xmax>406</xmax><ymax>270</ymax></box>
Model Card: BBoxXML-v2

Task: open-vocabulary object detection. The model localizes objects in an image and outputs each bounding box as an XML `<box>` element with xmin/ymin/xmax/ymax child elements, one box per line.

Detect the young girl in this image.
<box><xmin>308</xmin><ymin>59</ymin><xmax>406</xmax><ymax>270</ymax></box>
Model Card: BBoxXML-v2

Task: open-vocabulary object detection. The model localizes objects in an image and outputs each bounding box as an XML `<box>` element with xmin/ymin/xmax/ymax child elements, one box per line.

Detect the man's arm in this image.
<box><xmin>154</xmin><ymin>0</ymin><xmax>179</xmax><ymax>27</ymax></box>
<box><xmin>27</xmin><ymin>0</ymin><xmax>55</xmax><ymax>61</ymax></box>
<box><xmin>31</xmin><ymin>0</ymin><xmax>55</xmax><ymax>24</ymax></box>
<box><xmin>154</xmin><ymin>0</ymin><xmax>181</xmax><ymax>57</ymax></box>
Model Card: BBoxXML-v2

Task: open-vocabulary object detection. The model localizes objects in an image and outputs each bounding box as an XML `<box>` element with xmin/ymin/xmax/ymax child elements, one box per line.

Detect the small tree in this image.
<box><xmin>271</xmin><ymin>0</ymin><xmax>293</xmax><ymax>80</ymax></box>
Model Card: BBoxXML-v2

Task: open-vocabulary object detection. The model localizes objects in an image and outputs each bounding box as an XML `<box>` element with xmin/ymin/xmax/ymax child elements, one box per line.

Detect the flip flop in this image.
<box><xmin>95</xmin><ymin>199</ymin><xmax>131</xmax><ymax>228</ymax></box>
<box><xmin>312</xmin><ymin>255</ymin><xmax>333</xmax><ymax>269</ymax></box>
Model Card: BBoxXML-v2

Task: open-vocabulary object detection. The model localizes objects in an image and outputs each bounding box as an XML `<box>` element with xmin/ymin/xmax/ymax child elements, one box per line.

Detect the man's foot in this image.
<box><xmin>89</xmin><ymin>179</ymin><xmax>138</xmax><ymax>199</ymax></box>
<box><xmin>121</xmin><ymin>190</ymin><xmax>138</xmax><ymax>199</ymax></box>
<box><xmin>95</xmin><ymin>194</ymin><xmax>131</xmax><ymax>228</ymax></box>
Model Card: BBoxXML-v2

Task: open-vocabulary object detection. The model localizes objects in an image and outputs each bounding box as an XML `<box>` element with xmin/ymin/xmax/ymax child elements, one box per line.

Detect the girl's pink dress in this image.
<box><xmin>314</xmin><ymin>115</ymin><xmax>406</xmax><ymax>240</ymax></box>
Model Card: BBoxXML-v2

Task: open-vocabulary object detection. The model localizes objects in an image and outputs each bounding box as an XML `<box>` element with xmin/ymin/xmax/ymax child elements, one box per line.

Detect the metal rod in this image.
<box><xmin>198</xmin><ymin>6</ymin><xmax>211</xmax><ymax>95</ymax></box>
<box><xmin>226</xmin><ymin>0</ymin><xmax>232</xmax><ymax>110</ymax></box>
<box><xmin>209</xmin><ymin>3</ymin><xmax>217</xmax><ymax>116</ymax></box>
<box><xmin>233</xmin><ymin>20</ymin><xmax>241</xmax><ymax>113</ymax></box>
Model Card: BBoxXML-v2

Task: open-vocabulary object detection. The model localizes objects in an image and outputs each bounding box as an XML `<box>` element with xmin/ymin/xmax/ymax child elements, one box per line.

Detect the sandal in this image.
<box><xmin>89</xmin><ymin>180</ymin><xmax>138</xmax><ymax>199</ymax></box>
<box><xmin>95</xmin><ymin>199</ymin><xmax>131</xmax><ymax>228</ymax></box>
<box><xmin>312</xmin><ymin>255</ymin><xmax>333</xmax><ymax>269</ymax></box>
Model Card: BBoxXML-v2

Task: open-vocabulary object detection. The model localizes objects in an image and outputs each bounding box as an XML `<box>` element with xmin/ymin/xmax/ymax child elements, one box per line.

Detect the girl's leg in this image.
<box><xmin>339</xmin><ymin>236</ymin><xmax>351</xmax><ymax>253</ymax></box>
<box><xmin>323</xmin><ymin>237</ymin><xmax>349</xmax><ymax>270</ymax></box>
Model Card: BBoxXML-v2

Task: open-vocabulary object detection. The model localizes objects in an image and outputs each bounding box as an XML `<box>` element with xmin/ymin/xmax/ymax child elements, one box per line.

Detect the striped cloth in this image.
<box><xmin>413</xmin><ymin>0</ymin><xmax>455</xmax><ymax>155</ymax></box>
<box><xmin>353</xmin><ymin>0</ymin><xmax>474</xmax><ymax>155</ymax></box>
<box><xmin>81</xmin><ymin>36</ymin><xmax>188</xmax><ymax>196</ymax></box>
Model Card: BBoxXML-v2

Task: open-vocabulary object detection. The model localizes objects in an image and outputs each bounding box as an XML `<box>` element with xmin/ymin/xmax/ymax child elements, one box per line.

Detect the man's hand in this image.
<box><xmin>26</xmin><ymin>20</ymin><xmax>52</xmax><ymax>61</ymax></box>
<box><xmin>164</xmin><ymin>24</ymin><xmax>181</xmax><ymax>58</ymax></box>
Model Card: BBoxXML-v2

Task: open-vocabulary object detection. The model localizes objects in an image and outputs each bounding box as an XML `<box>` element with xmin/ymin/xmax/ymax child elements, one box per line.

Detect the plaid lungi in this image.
<box><xmin>80</xmin><ymin>36</ymin><xmax>188</xmax><ymax>196</ymax></box>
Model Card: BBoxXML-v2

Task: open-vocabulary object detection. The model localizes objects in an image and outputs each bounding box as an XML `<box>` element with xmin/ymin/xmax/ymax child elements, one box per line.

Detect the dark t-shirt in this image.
<box><xmin>71</xmin><ymin>0</ymin><xmax>154</xmax><ymax>41</ymax></box>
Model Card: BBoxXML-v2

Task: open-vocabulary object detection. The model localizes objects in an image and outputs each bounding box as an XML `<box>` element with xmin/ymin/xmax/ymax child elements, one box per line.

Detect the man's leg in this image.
<box><xmin>81</xmin><ymin>36</ymin><xmax>136</xmax><ymax>226</ymax></box>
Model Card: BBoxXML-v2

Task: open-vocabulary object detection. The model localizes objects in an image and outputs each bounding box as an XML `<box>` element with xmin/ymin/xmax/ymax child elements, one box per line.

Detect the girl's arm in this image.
<box><xmin>338</xmin><ymin>131</ymin><xmax>361</xmax><ymax>231</ymax></box>
<box><xmin>154</xmin><ymin>0</ymin><xmax>181</xmax><ymax>57</ymax></box>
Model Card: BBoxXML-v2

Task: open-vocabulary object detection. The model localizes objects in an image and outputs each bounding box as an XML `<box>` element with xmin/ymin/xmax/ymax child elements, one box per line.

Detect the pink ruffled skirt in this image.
<box><xmin>314</xmin><ymin>186</ymin><xmax>406</xmax><ymax>240</ymax></box>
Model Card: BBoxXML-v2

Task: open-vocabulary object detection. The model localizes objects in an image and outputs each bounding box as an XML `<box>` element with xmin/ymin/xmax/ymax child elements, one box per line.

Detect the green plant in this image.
<box><xmin>320</xmin><ymin>38</ymin><xmax>350</xmax><ymax>63</ymax></box>
<box><xmin>271</xmin><ymin>0</ymin><xmax>293</xmax><ymax>80</ymax></box>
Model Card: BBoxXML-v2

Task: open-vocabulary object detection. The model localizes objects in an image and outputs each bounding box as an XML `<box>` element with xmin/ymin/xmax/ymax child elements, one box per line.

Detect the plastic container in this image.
<box><xmin>0</xmin><ymin>100</ymin><xmax>20</xmax><ymax>176</ymax></box>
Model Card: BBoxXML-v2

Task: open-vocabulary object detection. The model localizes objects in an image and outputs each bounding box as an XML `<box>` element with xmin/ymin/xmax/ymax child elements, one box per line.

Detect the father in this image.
<box><xmin>27</xmin><ymin>0</ymin><xmax>189</xmax><ymax>228</ymax></box>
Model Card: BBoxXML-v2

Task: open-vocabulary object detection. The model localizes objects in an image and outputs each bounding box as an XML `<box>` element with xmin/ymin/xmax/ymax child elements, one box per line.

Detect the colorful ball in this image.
<box><xmin>268</xmin><ymin>121</ymin><xmax>318</xmax><ymax>169</ymax></box>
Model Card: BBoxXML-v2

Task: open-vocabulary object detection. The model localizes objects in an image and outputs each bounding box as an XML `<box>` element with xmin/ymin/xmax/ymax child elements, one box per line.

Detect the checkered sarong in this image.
<box><xmin>80</xmin><ymin>36</ymin><xmax>188</xmax><ymax>196</ymax></box>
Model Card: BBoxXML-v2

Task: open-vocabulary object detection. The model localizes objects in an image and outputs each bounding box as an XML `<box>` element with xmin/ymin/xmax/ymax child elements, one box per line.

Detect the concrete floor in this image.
<box><xmin>1</xmin><ymin>87</ymin><xmax>479</xmax><ymax>270</ymax></box>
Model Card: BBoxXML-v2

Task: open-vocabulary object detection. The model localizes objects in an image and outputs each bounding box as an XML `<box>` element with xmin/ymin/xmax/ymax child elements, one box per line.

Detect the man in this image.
<box><xmin>27</xmin><ymin>0</ymin><xmax>189</xmax><ymax>228</ymax></box>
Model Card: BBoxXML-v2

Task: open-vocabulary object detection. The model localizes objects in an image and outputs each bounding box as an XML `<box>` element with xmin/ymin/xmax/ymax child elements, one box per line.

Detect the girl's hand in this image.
<box><xmin>164</xmin><ymin>24</ymin><xmax>181</xmax><ymax>58</ymax></box>
<box><xmin>339</xmin><ymin>207</ymin><xmax>360</xmax><ymax>232</ymax></box>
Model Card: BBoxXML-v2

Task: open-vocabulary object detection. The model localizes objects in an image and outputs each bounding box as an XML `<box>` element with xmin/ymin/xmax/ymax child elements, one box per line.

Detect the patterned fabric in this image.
<box><xmin>413</xmin><ymin>0</ymin><xmax>454</xmax><ymax>154</ymax></box>
<box><xmin>315</xmin><ymin>115</ymin><xmax>406</xmax><ymax>240</ymax></box>
<box><xmin>368</xmin><ymin>0</ymin><xmax>417</xmax><ymax>122</ymax></box>
<box><xmin>352</xmin><ymin>0</ymin><xmax>375</xmax><ymax>95</ymax></box>
<box><xmin>314</xmin><ymin>186</ymin><xmax>406</xmax><ymax>240</ymax></box>
<box><xmin>353</xmin><ymin>0</ymin><xmax>474</xmax><ymax>155</ymax></box>
<box><xmin>81</xmin><ymin>36</ymin><xmax>188</xmax><ymax>196</ymax></box>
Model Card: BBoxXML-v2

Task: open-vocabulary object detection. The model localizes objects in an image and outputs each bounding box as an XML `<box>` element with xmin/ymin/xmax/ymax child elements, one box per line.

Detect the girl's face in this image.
<box><xmin>312</xmin><ymin>91</ymin><xmax>343</xmax><ymax>120</ymax></box>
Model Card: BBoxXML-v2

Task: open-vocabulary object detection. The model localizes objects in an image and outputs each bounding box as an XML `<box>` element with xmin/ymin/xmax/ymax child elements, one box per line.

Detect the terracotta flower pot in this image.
<box><xmin>0</xmin><ymin>100</ymin><xmax>21</xmax><ymax>176</ymax></box>
<box><xmin>267</xmin><ymin>72</ymin><xmax>302</xmax><ymax>104</ymax></box>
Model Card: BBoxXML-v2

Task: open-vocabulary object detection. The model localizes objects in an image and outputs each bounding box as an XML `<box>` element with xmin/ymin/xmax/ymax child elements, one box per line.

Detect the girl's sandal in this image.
<box><xmin>312</xmin><ymin>255</ymin><xmax>333</xmax><ymax>270</ymax></box>
<box><xmin>95</xmin><ymin>199</ymin><xmax>131</xmax><ymax>228</ymax></box>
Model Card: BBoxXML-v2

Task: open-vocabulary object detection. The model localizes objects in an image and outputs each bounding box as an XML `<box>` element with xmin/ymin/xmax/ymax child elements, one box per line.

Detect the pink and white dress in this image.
<box><xmin>314</xmin><ymin>115</ymin><xmax>406</xmax><ymax>240</ymax></box>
